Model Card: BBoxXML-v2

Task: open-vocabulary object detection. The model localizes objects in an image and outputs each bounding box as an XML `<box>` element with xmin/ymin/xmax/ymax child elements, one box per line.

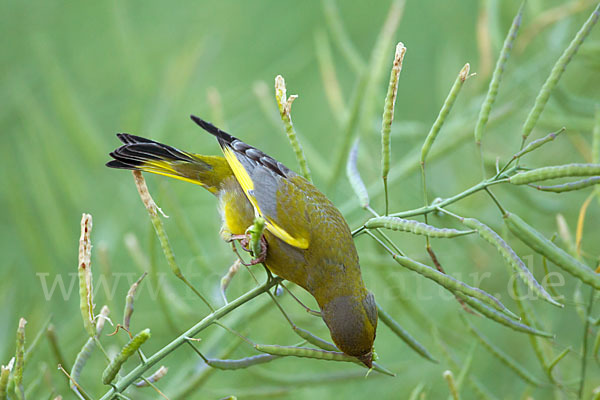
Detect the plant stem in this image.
<box><xmin>98</xmin><ymin>277</ymin><xmax>281</xmax><ymax>400</ymax></box>
<box><xmin>388</xmin><ymin>176</ymin><xmax>510</xmax><ymax>218</ymax></box>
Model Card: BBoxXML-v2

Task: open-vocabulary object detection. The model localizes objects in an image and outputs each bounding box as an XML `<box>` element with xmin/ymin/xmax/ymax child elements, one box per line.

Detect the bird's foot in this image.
<box><xmin>230</xmin><ymin>234</ymin><xmax>267</xmax><ymax>266</ymax></box>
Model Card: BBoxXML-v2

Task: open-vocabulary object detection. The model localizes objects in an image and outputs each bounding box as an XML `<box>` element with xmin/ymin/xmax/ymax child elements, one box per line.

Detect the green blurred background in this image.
<box><xmin>2</xmin><ymin>0</ymin><xmax>600</xmax><ymax>398</ymax></box>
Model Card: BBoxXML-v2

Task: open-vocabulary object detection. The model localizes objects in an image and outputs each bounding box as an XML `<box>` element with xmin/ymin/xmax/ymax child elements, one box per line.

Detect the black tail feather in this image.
<box><xmin>190</xmin><ymin>115</ymin><xmax>236</xmax><ymax>146</ymax></box>
<box><xmin>107</xmin><ymin>134</ymin><xmax>194</xmax><ymax>170</ymax></box>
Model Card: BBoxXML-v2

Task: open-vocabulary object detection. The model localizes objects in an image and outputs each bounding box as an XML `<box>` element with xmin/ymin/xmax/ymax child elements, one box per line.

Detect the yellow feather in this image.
<box><xmin>222</xmin><ymin>147</ymin><xmax>309</xmax><ymax>249</ymax></box>
<box><xmin>139</xmin><ymin>162</ymin><xmax>218</xmax><ymax>194</ymax></box>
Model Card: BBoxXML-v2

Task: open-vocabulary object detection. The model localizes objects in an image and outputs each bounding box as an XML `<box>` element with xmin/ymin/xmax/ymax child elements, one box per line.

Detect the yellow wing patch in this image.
<box><xmin>222</xmin><ymin>146</ymin><xmax>309</xmax><ymax>249</ymax></box>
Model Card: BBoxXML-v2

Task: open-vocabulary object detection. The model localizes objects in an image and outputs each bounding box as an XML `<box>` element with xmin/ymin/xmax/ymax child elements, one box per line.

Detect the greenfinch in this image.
<box><xmin>107</xmin><ymin>115</ymin><xmax>377</xmax><ymax>366</ymax></box>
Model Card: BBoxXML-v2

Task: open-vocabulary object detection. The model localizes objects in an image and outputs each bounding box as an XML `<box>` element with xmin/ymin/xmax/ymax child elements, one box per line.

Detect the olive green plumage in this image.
<box><xmin>107</xmin><ymin>115</ymin><xmax>377</xmax><ymax>366</ymax></box>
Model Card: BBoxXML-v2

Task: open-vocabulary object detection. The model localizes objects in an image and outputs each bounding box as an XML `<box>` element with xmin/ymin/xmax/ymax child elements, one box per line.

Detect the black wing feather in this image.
<box><xmin>189</xmin><ymin>114</ymin><xmax>293</xmax><ymax>179</ymax></box>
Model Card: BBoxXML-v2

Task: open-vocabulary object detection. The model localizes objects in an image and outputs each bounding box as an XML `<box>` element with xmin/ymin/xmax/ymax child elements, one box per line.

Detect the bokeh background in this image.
<box><xmin>2</xmin><ymin>0</ymin><xmax>600</xmax><ymax>398</ymax></box>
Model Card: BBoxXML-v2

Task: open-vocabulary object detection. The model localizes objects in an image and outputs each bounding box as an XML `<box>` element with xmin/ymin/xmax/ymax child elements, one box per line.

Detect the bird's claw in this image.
<box><xmin>230</xmin><ymin>234</ymin><xmax>267</xmax><ymax>266</ymax></box>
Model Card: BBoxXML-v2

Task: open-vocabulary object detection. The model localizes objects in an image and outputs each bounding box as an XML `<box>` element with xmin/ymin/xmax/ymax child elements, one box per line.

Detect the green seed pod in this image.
<box><xmin>456</xmin><ymin>293</ymin><xmax>553</xmax><ymax>337</ymax></box>
<box><xmin>366</xmin><ymin>216</ymin><xmax>474</xmax><ymax>238</ymax></box>
<box><xmin>504</xmin><ymin>212</ymin><xmax>600</xmax><ymax>289</ymax></box>
<box><xmin>474</xmin><ymin>4</ymin><xmax>523</xmax><ymax>145</ymax></box>
<box><xmin>512</xmin><ymin>128</ymin><xmax>565</xmax><ymax>160</ymax></box>
<box><xmin>510</xmin><ymin>163</ymin><xmax>600</xmax><ymax>185</ymax></box>
<box><xmin>292</xmin><ymin>326</ymin><xmax>338</xmax><ymax>352</ymax></box>
<box><xmin>123</xmin><ymin>274</ymin><xmax>146</xmax><ymax>331</ymax></box>
<box><xmin>461</xmin><ymin>217</ymin><xmax>561</xmax><ymax>307</ymax></box>
<box><xmin>289</xmin><ymin>325</ymin><xmax>393</xmax><ymax>375</ymax></box>
<box><xmin>205</xmin><ymin>354</ymin><xmax>281</xmax><ymax>370</ymax></box>
<box><xmin>421</xmin><ymin>63</ymin><xmax>471</xmax><ymax>165</ymax></box>
<box><xmin>132</xmin><ymin>171</ymin><xmax>213</xmax><ymax>311</ymax></box>
<box><xmin>96</xmin><ymin>305</ymin><xmax>110</xmax><ymax>337</ymax></box>
<box><xmin>71</xmin><ymin>337</ymin><xmax>95</xmax><ymax>391</ymax></box>
<box><xmin>102</xmin><ymin>329</ymin><xmax>151</xmax><ymax>385</ymax></box>
<box><xmin>346</xmin><ymin>139</ymin><xmax>370</xmax><ymax>209</ymax></box>
<box><xmin>381</xmin><ymin>43</ymin><xmax>406</xmax><ymax>206</ymax></box>
<box><xmin>255</xmin><ymin>344</ymin><xmax>357</xmax><ymax>363</ymax></box>
<box><xmin>533</xmin><ymin>176</ymin><xmax>600</xmax><ymax>193</ymax></box>
<box><xmin>134</xmin><ymin>366</ymin><xmax>168</xmax><ymax>387</ymax></box>
<box><xmin>392</xmin><ymin>255</ymin><xmax>512</xmax><ymax>317</ymax></box>
<box><xmin>521</xmin><ymin>4</ymin><xmax>600</xmax><ymax>141</ymax></box>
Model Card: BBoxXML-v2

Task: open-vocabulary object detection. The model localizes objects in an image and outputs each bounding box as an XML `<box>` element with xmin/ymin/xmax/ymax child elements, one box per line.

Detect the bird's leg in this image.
<box><xmin>249</xmin><ymin>235</ymin><xmax>268</xmax><ymax>265</ymax></box>
<box><xmin>229</xmin><ymin>234</ymin><xmax>267</xmax><ymax>266</ymax></box>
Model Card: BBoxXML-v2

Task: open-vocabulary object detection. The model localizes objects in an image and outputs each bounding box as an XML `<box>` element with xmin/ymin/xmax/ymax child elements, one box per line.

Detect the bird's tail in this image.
<box><xmin>107</xmin><ymin>133</ymin><xmax>232</xmax><ymax>194</ymax></box>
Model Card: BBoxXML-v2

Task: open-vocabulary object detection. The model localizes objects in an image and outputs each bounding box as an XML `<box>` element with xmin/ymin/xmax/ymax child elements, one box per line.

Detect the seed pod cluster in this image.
<box><xmin>504</xmin><ymin>212</ymin><xmax>600</xmax><ymax>289</ymax></box>
<box><xmin>461</xmin><ymin>217</ymin><xmax>561</xmax><ymax>307</ymax></box>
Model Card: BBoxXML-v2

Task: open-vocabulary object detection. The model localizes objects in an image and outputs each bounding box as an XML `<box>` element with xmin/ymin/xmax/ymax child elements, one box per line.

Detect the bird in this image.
<box><xmin>106</xmin><ymin>115</ymin><xmax>377</xmax><ymax>367</ymax></box>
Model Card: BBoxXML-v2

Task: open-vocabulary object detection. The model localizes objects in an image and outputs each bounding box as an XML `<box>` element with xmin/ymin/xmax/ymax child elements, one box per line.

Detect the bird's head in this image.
<box><xmin>320</xmin><ymin>291</ymin><xmax>377</xmax><ymax>367</ymax></box>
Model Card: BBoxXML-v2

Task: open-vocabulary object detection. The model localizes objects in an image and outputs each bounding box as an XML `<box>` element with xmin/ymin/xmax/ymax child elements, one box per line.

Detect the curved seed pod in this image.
<box><xmin>366</xmin><ymin>216</ymin><xmax>474</xmax><ymax>238</ymax></box>
<box><xmin>510</xmin><ymin>163</ymin><xmax>600</xmax><ymax>185</ymax></box>
<box><xmin>513</xmin><ymin>128</ymin><xmax>565</xmax><ymax>160</ymax></box>
<box><xmin>123</xmin><ymin>274</ymin><xmax>146</xmax><ymax>331</ymax></box>
<box><xmin>533</xmin><ymin>176</ymin><xmax>600</xmax><ymax>193</ymax></box>
<box><xmin>456</xmin><ymin>293</ymin><xmax>553</xmax><ymax>337</ymax></box>
<box><xmin>96</xmin><ymin>305</ymin><xmax>110</xmax><ymax>337</ymax></box>
<box><xmin>102</xmin><ymin>329</ymin><xmax>151</xmax><ymax>385</ymax></box>
<box><xmin>461</xmin><ymin>217</ymin><xmax>561</xmax><ymax>307</ymax></box>
<box><xmin>134</xmin><ymin>366</ymin><xmax>168</xmax><ymax>387</ymax></box>
<box><xmin>474</xmin><ymin>4</ymin><xmax>523</xmax><ymax>145</ymax></box>
<box><xmin>71</xmin><ymin>337</ymin><xmax>95</xmax><ymax>391</ymax></box>
<box><xmin>132</xmin><ymin>171</ymin><xmax>214</xmax><ymax>311</ymax></box>
<box><xmin>255</xmin><ymin>344</ymin><xmax>358</xmax><ymax>363</ymax></box>
<box><xmin>377</xmin><ymin>306</ymin><xmax>436</xmax><ymax>362</ymax></box>
<box><xmin>392</xmin><ymin>255</ymin><xmax>514</xmax><ymax>317</ymax></box>
<box><xmin>346</xmin><ymin>139</ymin><xmax>370</xmax><ymax>209</ymax></box>
<box><xmin>504</xmin><ymin>212</ymin><xmax>600</xmax><ymax>289</ymax></box>
<box><xmin>289</xmin><ymin>326</ymin><xmax>392</xmax><ymax>375</ymax></box>
<box><xmin>381</xmin><ymin>43</ymin><xmax>406</xmax><ymax>211</ymax></box>
<box><xmin>521</xmin><ymin>4</ymin><xmax>600</xmax><ymax>141</ymax></box>
<box><xmin>204</xmin><ymin>354</ymin><xmax>281</xmax><ymax>370</ymax></box>
<box><xmin>292</xmin><ymin>326</ymin><xmax>338</xmax><ymax>352</ymax></box>
<box><xmin>421</xmin><ymin>63</ymin><xmax>471</xmax><ymax>164</ymax></box>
